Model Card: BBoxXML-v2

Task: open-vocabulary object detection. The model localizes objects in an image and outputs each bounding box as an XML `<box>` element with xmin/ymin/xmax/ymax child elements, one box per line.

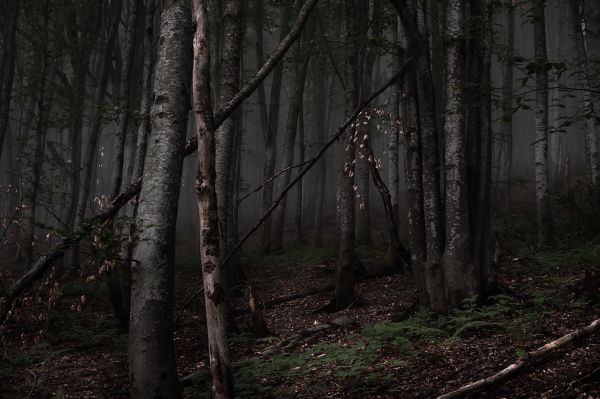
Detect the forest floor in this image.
<box><xmin>1</xmin><ymin>217</ymin><xmax>599</xmax><ymax>398</ymax></box>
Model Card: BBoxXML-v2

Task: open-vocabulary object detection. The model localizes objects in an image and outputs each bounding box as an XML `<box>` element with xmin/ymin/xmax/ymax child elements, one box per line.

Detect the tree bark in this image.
<box><xmin>192</xmin><ymin>0</ymin><xmax>235</xmax><ymax>396</ymax></box>
<box><xmin>215</xmin><ymin>0</ymin><xmax>242</xmax><ymax>264</ymax></box>
<box><xmin>568</xmin><ymin>0</ymin><xmax>599</xmax><ymax>187</ymax></box>
<box><xmin>496</xmin><ymin>2</ymin><xmax>515</xmax><ymax>216</ymax></box>
<box><xmin>0</xmin><ymin>0</ymin><xmax>20</xmax><ymax>163</ymax></box>
<box><xmin>271</xmin><ymin>29</ymin><xmax>312</xmax><ymax>251</ymax></box>
<box><xmin>295</xmin><ymin>105</ymin><xmax>306</xmax><ymax>244</ymax></box>
<box><xmin>391</xmin><ymin>0</ymin><xmax>446</xmax><ymax>312</ymax></box>
<box><xmin>258</xmin><ymin>1</ymin><xmax>291</xmax><ymax>253</ymax></box>
<box><xmin>335</xmin><ymin>0</ymin><xmax>360</xmax><ymax>310</ymax></box>
<box><xmin>532</xmin><ymin>0</ymin><xmax>556</xmax><ymax>248</ymax></box>
<box><xmin>128</xmin><ymin>2</ymin><xmax>191</xmax><ymax>397</ymax></box>
<box><xmin>389</xmin><ymin>17</ymin><xmax>401</xmax><ymax>230</ymax></box>
<box><xmin>442</xmin><ymin>0</ymin><xmax>476</xmax><ymax>309</ymax></box>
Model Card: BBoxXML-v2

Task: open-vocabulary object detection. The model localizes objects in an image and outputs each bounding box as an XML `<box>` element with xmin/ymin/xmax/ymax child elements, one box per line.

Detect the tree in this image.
<box><xmin>0</xmin><ymin>0</ymin><xmax>21</xmax><ymax>163</ymax></box>
<box><xmin>192</xmin><ymin>0</ymin><xmax>234</xmax><ymax>396</ymax></box>
<box><xmin>568</xmin><ymin>0</ymin><xmax>600</xmax><ymax>187</ymax></box>
<box><xmin>128</xmin><ymin>1</ymin><xmax>191</xmax><ymax>397</ymax></box>
<box><xmin>334</xmin><ymin>0</ymin><xmax>360</xmax><ymax>310</ymax></box>
<box><xmin>271</xmin><ymin>20</ymin><xmax>313</xmax><ymax>251</ymax></box>
<box><xmin>532</xmin><ymin>0</ymin><xmax>556</xmax><ymax>248</ymax></box>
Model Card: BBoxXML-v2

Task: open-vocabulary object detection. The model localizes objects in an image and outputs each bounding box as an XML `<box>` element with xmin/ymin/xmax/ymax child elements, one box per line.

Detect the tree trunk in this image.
<box><xmin>295</xmin><ymin>105</ymin><xmax>306</xmax><ymax>244</ymax></box>
<box><xmin>532</xmin><ymin>0</ymin><xmax>556</xmax><ymax>248</ymax></box>
<box><xmin>258</xmin><ymin>2</ymin><xmax>291</xmax><ymax>253</ymax></box>
<box><xmin>355</xmin><ymin>0</ymin><xmax>383</xmax><ymax>246</ymax></box>
<box><xmin>20</xmin><ymin>0</ymin><xmax>53</xmax><ymax>270</ymax></box>
<box><xmin>442</xmin><ymin>0</ymin><xmax>476</xmax><ymax>309</ymax></box>
<box><xmin>335</xmin><ymin>0</ymin><xmax>360</xmax><ymax>310</ymax></box>
<box><xmin>106</xmin><ymin>0</ymin><xmax>140</xmax><ymax>330</ymax></box>
<box><xmin>109</xmin><ymin>0</ymin><xmax>140</xmax><ymax>199</ymax></box>
<box><xmin>215</xmin><ymin>0</ymin><xmax>242</xmax><ymax>263</ymax></box>
<box><xmin>568</xmin><ymin>0</ymin><xmax>599</xmax><ymax>187</ymax></box>
<box><xmin>389</xmin><ymin>17</ymin><xmax>401</xmax><ymax>230</ymax></box>
<box><xmin>313</xmin><ymin>69</ymin><xmax>332</xmax><ymax>248</ymax></box>
<box><xmin>72</xmin><ymin>0</ymin><xmax>123</xmax><ymax>273</ymax></box>
<box><xmin>271</xmin><ymin>33</ymin><xmax>311</xmax><ymax>251</ymax></box>
<box><xmin>392</xmin><ymin>0</ymin><xmax>446</xmax><ymax>312</ymax></box>
<box><xmin>0</xmin><ymin>0</ymin><xmax>20</xmax><ymax>163</ymax></box>
<box><xmin>496</xmin><ymin>2</ymin><xmax>515</xmax><ymax>216</ymax></box>
<box><xmin>128</xmin><ymin>2</ymin><xmax>191</xmax><ymax>398</ymax></box>
<box><xmin>192</xmin><ymin>0</ymin><xmax>235</xmax><ymax>396</ymax></box>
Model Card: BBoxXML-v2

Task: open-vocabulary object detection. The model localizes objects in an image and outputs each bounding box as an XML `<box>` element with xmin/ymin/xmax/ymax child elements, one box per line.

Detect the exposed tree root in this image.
<box><xmin>436</xmin><ymin>317</ymin><xmax>600</xmax><ymax>399</ymax></box>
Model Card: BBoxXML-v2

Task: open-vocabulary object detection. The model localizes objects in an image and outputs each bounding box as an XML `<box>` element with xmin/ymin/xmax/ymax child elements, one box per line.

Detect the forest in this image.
<box><xmin>0</xmin><ymin>0</ymin><xmax>599</xmax><ymax>397</ymax></box>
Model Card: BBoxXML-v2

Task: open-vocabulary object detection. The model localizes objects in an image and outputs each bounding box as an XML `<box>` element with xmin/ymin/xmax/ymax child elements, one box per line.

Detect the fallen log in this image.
<box><xmin>436</xmin><ymin>317</ymin><xmax>600</xmax><ymax>399</ymax></box>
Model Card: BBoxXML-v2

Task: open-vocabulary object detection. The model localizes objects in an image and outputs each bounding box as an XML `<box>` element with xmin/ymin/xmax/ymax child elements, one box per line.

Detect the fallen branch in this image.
<box><xmin>260</xmin><ymin>315</ymin><xmax>354</xmax><ymax>356</ymax></box>
<box><xmin>436</xmin><ymin>317</ymin><xmax>600</xmax><ymax>399</ymax></box>
<box><xmin>0</xmin><ymin>180</ymin><xmax>141</xmax><ymax>325</ymax></box>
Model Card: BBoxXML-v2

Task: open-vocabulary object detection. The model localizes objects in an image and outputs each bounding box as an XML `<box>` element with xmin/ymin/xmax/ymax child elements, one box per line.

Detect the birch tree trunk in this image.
<box><xmin>128</xmin><ymin>2</ymin><xmax>191</xmax><ymax>398</ymax></box>
<box><xmin>192</xmin><ymin>0</ymin><xmax>234</xmax><ymax>396</ymax></box>
<box><xmin>532</xmin><ymin>0</ymin><xmax>556</xmax><ymax>248</ymax></box>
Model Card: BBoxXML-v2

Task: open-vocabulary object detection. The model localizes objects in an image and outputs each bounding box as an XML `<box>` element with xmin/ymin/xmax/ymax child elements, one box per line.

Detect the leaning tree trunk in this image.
<box><xmin>128</xmin><ymin>2</ymin><xmax>191</xmax><ymax>398</ymax></box>
<box><xmin>270</xmin><ymin>34</ymin><xmax>311</xmax><ymax>251</ymax></box>
<box><xmin>335</xmin><ymin>0</ymin><xmax>360</xmax><ymax>310</ymax></box>
<box><xmin>0</xmin><ymin>0</ymin><xmax>20</xmax><ymax>164</ymax></box>
<box><xmin>442</xmin><ymin>0</ymin><xmax>477</xmax><ymax>309</ymax></box>
<box><xmin>192</xmin><ymin>0</ymin><xmax>235</xmax><ymax>397</ymax></box>
<box><xmin>532</xmin><ymin>0</ymin><xmax>556</xmax><ymax>248</ymax></box>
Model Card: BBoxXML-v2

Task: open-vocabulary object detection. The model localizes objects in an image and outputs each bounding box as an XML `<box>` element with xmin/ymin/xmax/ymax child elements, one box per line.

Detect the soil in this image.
<box><xmin>0</xmin><ymin>231</ymin><xmax>599</xmax><ymax>399</ymax></box>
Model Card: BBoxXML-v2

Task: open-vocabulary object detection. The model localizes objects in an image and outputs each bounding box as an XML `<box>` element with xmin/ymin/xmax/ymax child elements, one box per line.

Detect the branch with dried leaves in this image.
<box><xmin>436</xmin><ymin>317</ymin><xmax>600</xmax><ymax>399</ymax></box>
<box><xmin>0</xmin><ymin>179</ymin><xmax>142</xmax><ymax>324</ymax></box>
<box><xmin>0</xmin><ymin>0</ymin><xmax>320</xmax><ymax>325</ymax></box>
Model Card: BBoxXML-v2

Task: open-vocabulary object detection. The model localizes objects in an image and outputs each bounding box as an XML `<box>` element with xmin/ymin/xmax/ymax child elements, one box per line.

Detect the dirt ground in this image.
<box><xmin>1</xmin><ymin>224</ymin><xmax>599</xmax><ymax>398</ymax></box>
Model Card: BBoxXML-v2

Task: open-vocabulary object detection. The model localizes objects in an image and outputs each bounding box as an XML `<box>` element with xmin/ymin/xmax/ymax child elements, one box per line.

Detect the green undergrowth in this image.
<box><xmin>241</xmin><ymin>245</ymin><xmax>338</xmax><ymax>275</ymax></box>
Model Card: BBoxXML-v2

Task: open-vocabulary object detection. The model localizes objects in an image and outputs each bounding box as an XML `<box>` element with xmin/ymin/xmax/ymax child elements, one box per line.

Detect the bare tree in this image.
<box><xmin>0</xmin><ymin>0</ymin><xmax>20</xmax><ymax>163</ymax></box>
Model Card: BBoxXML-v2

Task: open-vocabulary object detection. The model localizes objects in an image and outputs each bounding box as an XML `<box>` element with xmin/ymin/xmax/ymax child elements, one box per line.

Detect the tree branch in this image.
<box><xmin>437</xmin><ymin>317</ymin><xmax>600</xmax><ymax>399</ymax></box>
